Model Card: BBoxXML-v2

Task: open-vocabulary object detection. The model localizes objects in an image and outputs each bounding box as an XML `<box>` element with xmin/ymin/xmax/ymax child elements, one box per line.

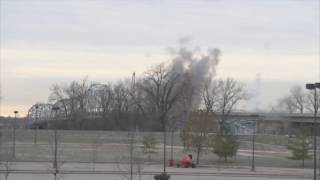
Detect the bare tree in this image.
<box><xmin>71</xmin><ymin>77</ymin><xmax>92</xmax><ymax>128</ymax></box>
<box><xmin>142</xmin><ymin>133</ymin><xmax>157</xmax><ymax>161</ymax></box>
<box><xmin>168</xmin><ymin>120</ymin><xmax>176</xmax><ymax>164</ymax></box>
<box><xmin>91</xmin><ymin>134</ymin><xmax>101</xmax><ymax>171</ymax></box>
<box><xmin>168</xmin><ymin>74</ymin><xmax>196</xmax><ymax>159</ymax></box>
<box><xmin>49</xmin><ymin>77</ymin><xmax>93</xmax><ymax>129</ymax></box>
<box><xmin>201</xmin><ymin>79</ymin><xmax>219</xmax><ymax>129</ymax></box>
<box><xmin>96</xmin><ymin>84</ymin><xmax>114</xmax><ymax>122</ymax></box>
<box><xmin>278</xmin><ymin>96</ymin><xmax>296</xmax><ymax>113</ymax></box>
<box><xmin>2</xmin><ymin>146</ymin><xmax>13</xmax><ymax>180</ymax></box>
<box><xmin>202</xmin><ymin>78</ymin><xmax>247</xmax><ymax>162</ymax></box>
<box><xmin>182</xmin><ymin>110</ymin><xmax>211</xmax><ymax>164</ymax></box>
<box><xmin>184</xmin><ymin>78</ymin><xmax>242</xmax><ymax>161</ymax></box>
<box><xmin>305</xmin><ymin>90</ymin><xmax>320</xmax><ymax>114</ymax></box>
<box><xmin>1</xmin><ymin>132</ymin><xmax>13</xmax><ymax>180</ymax></box>
<box><xmin>49</xmin><ymin>84</ymin><xmax>69</xmax><ymax>120</ymax></box>
<box><xmin>290</xmin><ymin>86</ymin><xmax>306</xmax><ymax>114</ymax></box>
<box><xmin>116</xmin><ymin>131</ymin><xmax>144</xmax><ymax>180</ymax></box>
<box><xmin>205</xmin><ymin>78</ymin><xmax>248</xmax><ymax>134</ymax></box>
<box><xmin>180</xmin><ymin>127</ymin><xmax>191</xmax><ymax>151</ymax></box>
<box><xmin>277</xmin><ymin>85</ymin><xmax>307</xmax><ymax>114</ymax></box>
<box><xmin>64</xmin><ymin>81</ymin><xmax>79</xmax><ymax>122</ymax></box>
<box><xmin>112</xmin><ymin>82</ymin><xmax>130</xmax><ymax>130</ymax></box>
<box><xmin>138</xmin><ymin>64</ymin><xmax>185</xmax><ymax>173</ymax></box>
<box><xmin>177</xmin><ymin>75</ymin><xmax>196</xmax><ymax>151</ymax></box>
<box><xmin>47</xmin><ymin>76</ymin><xmax>148</xmax><ymax>131</ymax></box>
<box><xmin>48</xmin><ymin>107</ymin><xmax>64</xmax><ymax>180</ymax></box>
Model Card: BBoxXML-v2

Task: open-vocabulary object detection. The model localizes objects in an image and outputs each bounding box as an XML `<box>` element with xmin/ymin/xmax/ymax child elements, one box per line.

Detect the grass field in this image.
<box><xmin>0</xmin><ymin>128</ymin><xmax>314</xmax><ymax>169</ymax></box>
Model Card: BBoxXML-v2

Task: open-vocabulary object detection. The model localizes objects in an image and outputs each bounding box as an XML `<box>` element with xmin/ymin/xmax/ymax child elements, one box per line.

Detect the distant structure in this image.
<box><xmin>223</xmin><ymin>112</ymin><xmax>316</xmax><ymax>135</ymax></box>
<box><xmin>27</xmin><ymin>103</ymin><xmax>54</xmax><ymax>124</ymax></box>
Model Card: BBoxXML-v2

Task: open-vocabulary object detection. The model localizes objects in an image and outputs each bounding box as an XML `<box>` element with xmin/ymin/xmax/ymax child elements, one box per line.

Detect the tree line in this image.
<box><xmin>46</xmin><ymin>46</ymin><xmax>248</xmax><ymax>133</ymax></box>
<box><xmin>276</xmin><ymin>85</ymin><xmax>319</xmax><ymax>114</ymax></box>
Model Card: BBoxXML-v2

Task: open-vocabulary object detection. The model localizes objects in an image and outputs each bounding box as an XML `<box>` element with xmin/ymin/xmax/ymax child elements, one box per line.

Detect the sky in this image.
<box><xmin>0</xmin><ymin>0</ymin><xmax>319</xmax><ymax>116</ymax></box>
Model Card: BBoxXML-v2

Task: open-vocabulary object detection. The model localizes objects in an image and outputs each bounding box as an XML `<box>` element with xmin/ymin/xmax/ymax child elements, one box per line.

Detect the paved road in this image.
<box><xmin>1</xmin><ymin>162</ymin><xmax>312</xmax><ymax>180</ymax></box>
<box><xmin>5</xmin><ymin>174</ymin><xmax>308</xmax><ymax>180</ymax></box>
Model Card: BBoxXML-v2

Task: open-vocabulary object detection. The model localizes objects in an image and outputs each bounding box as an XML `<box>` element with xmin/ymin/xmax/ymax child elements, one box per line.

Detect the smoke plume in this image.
<box><xmin>168</xmin><ymin>39</ymin><xmax>221</xmax><ymax>108</ymax></box>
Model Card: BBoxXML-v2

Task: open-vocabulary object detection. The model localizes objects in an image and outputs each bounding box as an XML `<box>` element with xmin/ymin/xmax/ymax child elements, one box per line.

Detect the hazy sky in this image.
<box><xmin>0</xmin><ymin>0</ymin><xmax>319</xmax><ymax>116</ymax></box>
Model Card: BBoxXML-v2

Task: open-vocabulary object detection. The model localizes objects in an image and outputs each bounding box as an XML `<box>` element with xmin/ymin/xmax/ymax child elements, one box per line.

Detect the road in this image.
<box><xmin>5</xmin><ymin>174</ymin><xmax>306</xmax><ymax>180</ymax></box>
<box><xmin>1</xmin><ymin>162</ymin><xmax>312</xmax><ymax>180</ymax></box>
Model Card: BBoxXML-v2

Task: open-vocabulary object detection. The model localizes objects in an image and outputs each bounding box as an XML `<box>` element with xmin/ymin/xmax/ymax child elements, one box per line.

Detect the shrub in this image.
<box><xmin>210</xmin><ymin>134</ymin><xmax>239</xmax><ymax>162</ymax></box>
<box><xmin>287</xmin><ymin>130</ymin><xmax>312</xmax><ymax>167</ymax></box>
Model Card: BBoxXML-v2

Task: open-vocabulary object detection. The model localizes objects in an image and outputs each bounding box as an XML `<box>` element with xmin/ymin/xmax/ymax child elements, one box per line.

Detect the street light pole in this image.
<box><xmin>306</xmin><ymin>83</ymin><xmax>320</xmax><ymax>180</ymax></box>
<box><xmin>52</xmin><ymin>106</ymin><xmax>60</xmax><ymax>180</ymax></box>
<box><xmin>251</xmin><ymin>121</ymin><xmax>256</xmax><ymax>172</ymax></box>
<box><xmin>12</xmin><ymin>110</ymin><xmax>18</xmax><ymax>159</ymax></box>
<box><xmin>34</xmin><ymin>105</ymin><xmax>39</xmax><ymax>144</ymax></box>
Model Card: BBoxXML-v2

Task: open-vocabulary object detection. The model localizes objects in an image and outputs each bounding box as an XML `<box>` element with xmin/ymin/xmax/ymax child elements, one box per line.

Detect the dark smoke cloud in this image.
<box><xmin>167</xmin><ymin>38</ymin><xmax>221</xmax><ymax>108</ymax></box>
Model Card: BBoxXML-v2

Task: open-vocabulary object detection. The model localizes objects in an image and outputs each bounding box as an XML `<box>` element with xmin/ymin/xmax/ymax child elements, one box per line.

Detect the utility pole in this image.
<box><xmin>52</xmin><ymin>106</ymin><xmax>60</xmax><ymax>180</ymax></box>
<box><xmin>12</xmin><ymin>110</ymin><xmax>18</xmax><ymax>159</ymax></box>
<box><xmin>170</xmin><ymin>129</ymin><xmax>174</xmax><ymax>163</ymax></box>
<box><xmin>163</xmin><ymin>124</ymin><xmax>167</xmax><ymax>173</ymax></box>
<box><xmin>251</xmin><ymin>127</ymin><xmax>255</xmax><ymax>172</ymax></box>
<box><xmin>129</xmin><ymin>72</ymin><xmax>136</xmax><ymax>180</ymax></box>
<box><xmin>53</xmin><ymin>127</ymin><xmax>58</xmax><ymax>180</ymax></box>
<box><xmin>34</xmin><ymin>105</ymin><xmax>39</xmax><ymax>144</ymax></box>
<box><xmin>129</xmin><ymin>129</ymin><xmax>134</xmax><ymax>180</ymax></box>
<box><xmin>306</xmin><ymin>83</ymin><xmax>320</xmax><ymax>180</ymax></box>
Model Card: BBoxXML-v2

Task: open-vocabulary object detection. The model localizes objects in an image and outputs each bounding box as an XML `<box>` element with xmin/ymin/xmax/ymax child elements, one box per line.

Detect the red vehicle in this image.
<box><xmin>176</xmin><ymin>154</ymin><xmax>196</xmax><ymax>168</ymax></box>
